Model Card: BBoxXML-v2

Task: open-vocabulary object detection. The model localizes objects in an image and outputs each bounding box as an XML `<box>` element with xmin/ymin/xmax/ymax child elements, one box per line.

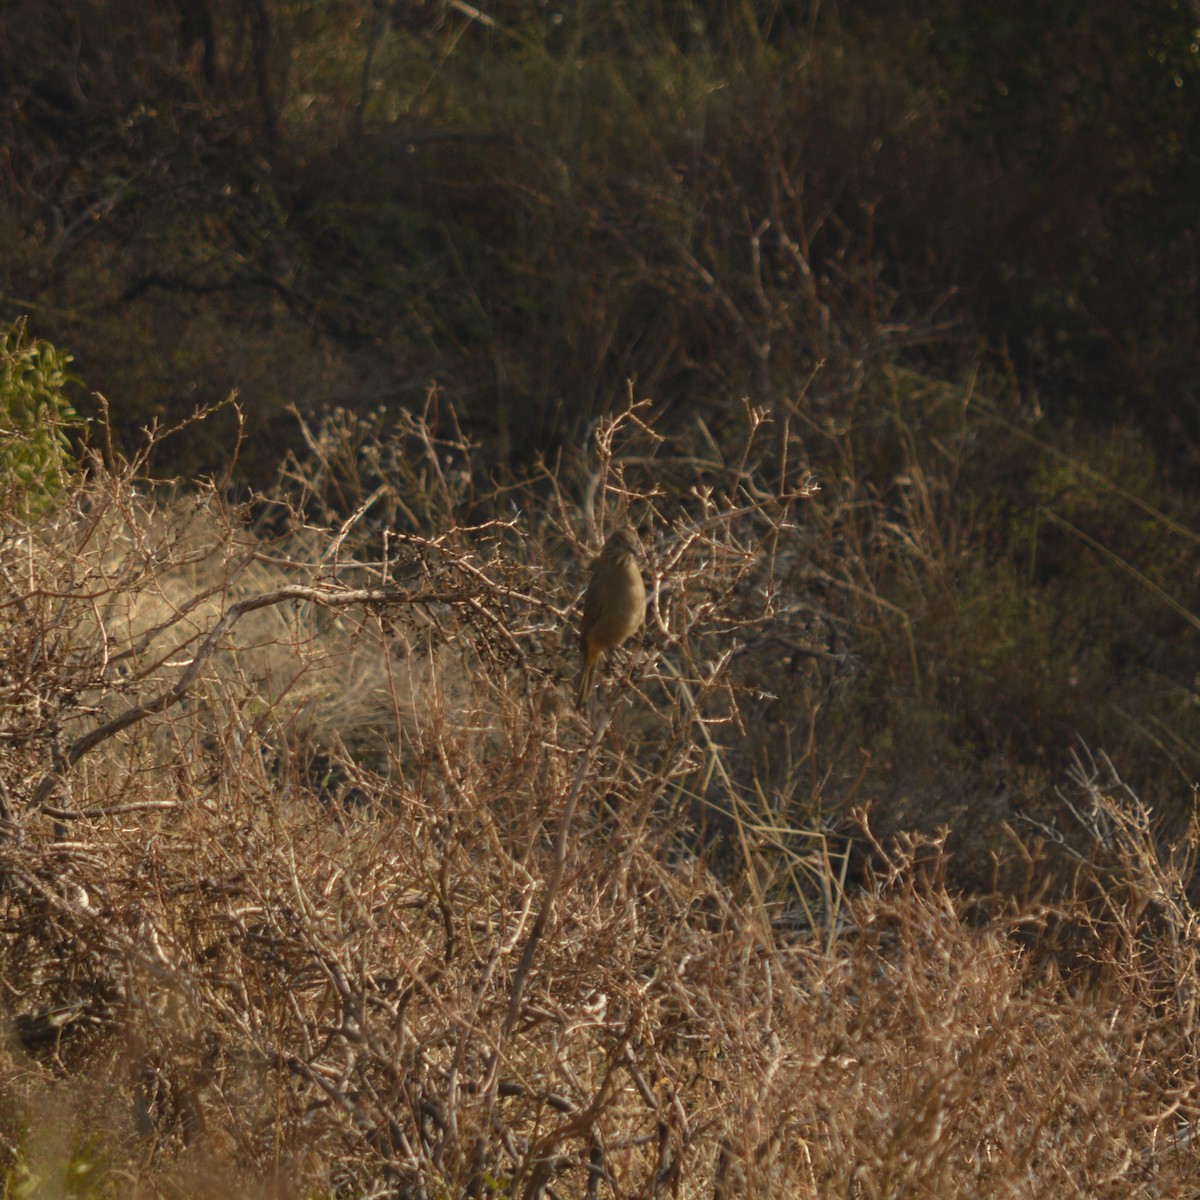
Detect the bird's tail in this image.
<box><xmin>575</xmin><ymin>656</ymin><xmax>597</xmax><ymax>710</ymax></box>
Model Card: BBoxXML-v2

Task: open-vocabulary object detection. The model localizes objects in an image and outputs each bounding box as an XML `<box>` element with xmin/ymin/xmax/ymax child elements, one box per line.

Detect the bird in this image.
<box><xmin>575</xmin><ymin>524</ymin><xmax>646</xmax><ymax>709</ymax></box>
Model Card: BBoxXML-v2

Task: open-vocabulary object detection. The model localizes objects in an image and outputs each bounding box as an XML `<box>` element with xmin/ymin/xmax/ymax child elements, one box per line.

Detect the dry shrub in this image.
<box><xmin>0</xmin><ymin>401</ymin><xmax>1197</xmax><ymax>1197</ymax></box>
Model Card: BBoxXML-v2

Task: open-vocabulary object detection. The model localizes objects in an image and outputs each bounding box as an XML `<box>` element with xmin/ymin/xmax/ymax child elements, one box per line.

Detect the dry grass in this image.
<box><xmin>0</xmin><ymin>401</ymin><xmax>1197</xmax><ymax>1198</ymax></box>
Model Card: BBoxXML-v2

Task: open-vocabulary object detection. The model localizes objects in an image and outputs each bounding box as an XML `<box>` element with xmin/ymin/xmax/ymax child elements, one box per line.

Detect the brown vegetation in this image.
<box><xmin>2</xmin><ymin>2</ymin><xmax>1200</xmax><ymax>1194</ymax></box>
<box><xmin>0</xmin><ymin>400</ymin><xmax>1196</xmax><ymax>1196</ymax></box>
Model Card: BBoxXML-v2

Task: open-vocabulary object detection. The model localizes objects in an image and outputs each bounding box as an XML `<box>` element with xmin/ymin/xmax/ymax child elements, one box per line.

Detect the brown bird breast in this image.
<box><xmin>579</xmin><ymin>547</ymin><xmax>645</xmax><ymax>656</ymax></box>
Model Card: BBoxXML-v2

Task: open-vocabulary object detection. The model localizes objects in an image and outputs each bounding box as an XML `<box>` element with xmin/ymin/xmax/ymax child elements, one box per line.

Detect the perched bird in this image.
<box><xmin>576</xmin><ymin>525</ymin><xmax>646</xmax><ymax>709</ymax></box>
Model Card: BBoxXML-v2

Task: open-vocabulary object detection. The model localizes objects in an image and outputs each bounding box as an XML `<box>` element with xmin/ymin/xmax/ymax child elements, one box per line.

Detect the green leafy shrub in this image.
<box><xmin>0</xmin><ymin>319</ymin><xmax>84</xmax><ymax>512</ymax></box>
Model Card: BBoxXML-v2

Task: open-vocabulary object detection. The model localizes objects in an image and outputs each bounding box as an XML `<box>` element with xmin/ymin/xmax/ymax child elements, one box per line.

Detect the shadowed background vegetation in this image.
<box><xmin>5</xmin><ymin>1</ymin><xmax>1199</xmax><ymax>471</ymax></box>
<box><xmin>1</xmin><ymin>0</ymin><xmax>1199</xmax><ymax>1195</ymax></box>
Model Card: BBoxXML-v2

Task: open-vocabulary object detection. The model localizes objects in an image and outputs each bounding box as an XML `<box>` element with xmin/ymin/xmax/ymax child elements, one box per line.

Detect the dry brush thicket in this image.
<box><xmin>0</xmin><ymin>401</ymin><xmax>1198</xmax><ymax>1198</ymax></box>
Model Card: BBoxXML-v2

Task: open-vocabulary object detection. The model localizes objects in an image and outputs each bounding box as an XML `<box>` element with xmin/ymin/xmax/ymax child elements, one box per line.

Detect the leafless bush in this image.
<box><xmin>0</xmin><ymin>402</ymin><xmax>1197</xmax><ymax>1197</ymax></box>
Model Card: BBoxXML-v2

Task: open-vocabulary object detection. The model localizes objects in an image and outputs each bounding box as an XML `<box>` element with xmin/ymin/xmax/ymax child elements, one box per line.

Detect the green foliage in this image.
<box><xmin>0</xmin><ymin>1086</ymin><xmax>114</xmax><ymax>1200</ymax></box>
<box><xmin>0</xmin><ymin>321</ymin><xmax>84</xmax><ymax>513</ymax></box>
<box><xmin>8</xmin><ymin>1147</ymin><xmax>112</xmax><ymax>1200</ymax></box>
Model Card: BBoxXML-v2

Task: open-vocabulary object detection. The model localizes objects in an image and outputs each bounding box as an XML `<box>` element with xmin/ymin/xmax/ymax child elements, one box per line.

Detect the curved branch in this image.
<box><xmin>32</xmin><ymin>583</ymin><xmax>428</xmax><ymax>808</ymax></box>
